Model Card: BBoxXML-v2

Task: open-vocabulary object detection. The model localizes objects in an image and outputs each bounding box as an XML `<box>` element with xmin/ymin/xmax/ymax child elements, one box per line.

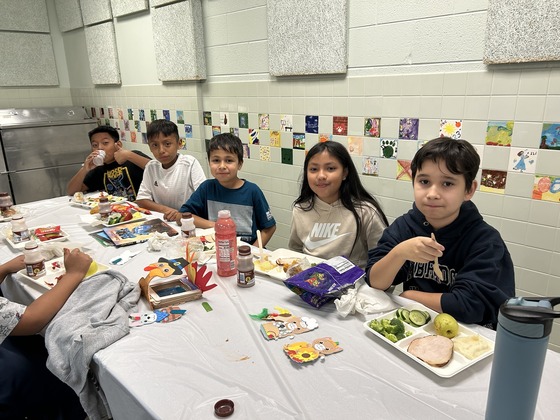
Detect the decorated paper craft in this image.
<box><xmin>283</xmin><ymin>337</ymin><xmax>343</xmax><ymax>364</ymax></box>
<box><xmin>129</xmin><ymin>306</ymin><xmax>186</xmax><ymax>327</ymax></box>
<box><xmin>260</xmin><ymin>315</ymin><xmax>319</xmax><ymax>340</ymax></box>
<box><xmin>249</xmin><ymin>307</ymin><xmax>292</xmax><ymax>320</ymax></box>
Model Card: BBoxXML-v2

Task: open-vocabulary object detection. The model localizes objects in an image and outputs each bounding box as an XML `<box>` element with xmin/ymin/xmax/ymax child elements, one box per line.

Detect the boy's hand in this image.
<box><xmin>62</xmin><ymin>248</ymin><xmax>92</xmax><ymax>278</ymax></box>
<box><xmin>395</xmin><ymin>236</ymin><xmax>444</xmax><ymax>263</ymax></box>
<box><xmin>3</xmin><ymin>255</ymin><xmax>25</xmax><ymax>274</ymax></box>
<box><xmin>164</xmin><ymin>209</ymin><xmax>182</xmax><ymax>222</ymax></box>
<box><xmin>113</xmin><ymin>144</ymin><xmax>129</xmax><ymax>164</ymax></box>
<box><xmin>83</xmin><ymin>152</ymin><xmax>98</xmax><ymax>171</ymax></box>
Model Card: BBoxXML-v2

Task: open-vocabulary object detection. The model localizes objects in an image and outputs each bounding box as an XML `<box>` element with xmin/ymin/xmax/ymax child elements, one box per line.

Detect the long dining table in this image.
<box><xmin>1</xmin><ymin>195</ymin><xmax>560</xmax><ymax>420</ymax></box>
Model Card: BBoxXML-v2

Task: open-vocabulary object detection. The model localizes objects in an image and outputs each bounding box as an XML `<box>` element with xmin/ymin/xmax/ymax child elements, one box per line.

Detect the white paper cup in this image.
<box><xmin>93</xmin><ymin>150</ymin><xmax>106</xmax><ymax>166</ymax></box>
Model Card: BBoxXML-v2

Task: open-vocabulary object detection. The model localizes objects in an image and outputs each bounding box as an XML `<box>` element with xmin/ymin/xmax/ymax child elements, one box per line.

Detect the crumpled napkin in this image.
<box><xmin>334</xmin><ymin>278</ymin><xmax>398</xmax><ymax>317</ymax></box>
<box><xmin>146</xmin><ymin>232</ymin><xmax>175</xmax><ymax>252</ymax></box>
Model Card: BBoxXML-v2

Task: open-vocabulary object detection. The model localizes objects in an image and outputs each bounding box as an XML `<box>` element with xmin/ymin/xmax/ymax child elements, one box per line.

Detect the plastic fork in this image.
<box><xmin>431</xmin><ymin>233</ymin><xmax>443</xmax><ymax>281</ymax></box>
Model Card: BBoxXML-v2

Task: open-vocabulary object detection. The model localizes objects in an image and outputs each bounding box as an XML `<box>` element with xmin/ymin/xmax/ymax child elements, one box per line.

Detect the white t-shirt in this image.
<box><xmin>136</xmin><ymin>154</ymin><xmax>206</xmax><ymax>210</ymax></box>
<box><xmin>0</xmin><ymin>297</ymin><xmax>26</xmax><ymax>344</ymax></box>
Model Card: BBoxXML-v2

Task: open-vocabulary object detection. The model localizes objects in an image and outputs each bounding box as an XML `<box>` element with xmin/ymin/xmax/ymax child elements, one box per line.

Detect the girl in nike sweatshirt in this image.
<box><xmin>289</xmin><ymin>141</ymin><xmax>388</xmax><ymax>269</ymax></box>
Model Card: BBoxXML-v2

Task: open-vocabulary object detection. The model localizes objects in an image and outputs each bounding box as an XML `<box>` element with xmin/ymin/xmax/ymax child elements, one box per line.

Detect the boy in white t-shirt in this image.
<box><xmin>136</xmin><ymin>120</ymin><xmax>206</xmax><ymax>222</ymax></box>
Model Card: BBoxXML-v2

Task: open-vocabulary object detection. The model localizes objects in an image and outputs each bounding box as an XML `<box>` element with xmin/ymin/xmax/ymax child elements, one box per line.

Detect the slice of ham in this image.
<box><xmin>407</xmin><ymin>335</ymin><xmax>454</xmax><ymax>367</ymax></box>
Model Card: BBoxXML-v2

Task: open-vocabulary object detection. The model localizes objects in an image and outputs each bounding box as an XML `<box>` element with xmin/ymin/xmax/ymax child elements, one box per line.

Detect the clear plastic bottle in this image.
<box><xmin>181</xmin><ymin>212</ymin><xmax>196</xmax><ymax>238</ymax></box>
<box><xmin>98</xmin><ymin>195</ymin><xmax>111</xmax><ymax>220</ymax></box>
<box><xmin>237</xmin><ymin>245</ymin><xmax>255</xmax><ymax>288</ymax></box>
<box><xmin>11</xmin><ymin>214</ymin><xmax>31</xmax><ymax>243</ymax></box>
<box><xmin>215</xmin><ymin>210</ymin><xmax>237</xmax><ymax>277</ymax></box>
<box><xmin>23</xmin><ymin>240</ymin><xmax>45</xmax><ymax>277</ymax></box>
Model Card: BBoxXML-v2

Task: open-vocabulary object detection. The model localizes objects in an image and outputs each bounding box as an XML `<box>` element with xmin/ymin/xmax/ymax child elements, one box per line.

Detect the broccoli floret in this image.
<box><xmin>389</xmin><ymin>317</ymin><xmax>405</xmax><ymax>336</ymax></box>
<box><xmin>381</xmin><ymin>318</ymin><xmax>392</xmax><ymax>329</ymax></box>
<box><xmin>384</xmin><ymin>333</ymin><xmax>398</xmax><ymax>343</ymax></box>
<box><xmin>369</xmin><ymin>320</ymin><xmax>384</xmax><ymax>333</ymax></box>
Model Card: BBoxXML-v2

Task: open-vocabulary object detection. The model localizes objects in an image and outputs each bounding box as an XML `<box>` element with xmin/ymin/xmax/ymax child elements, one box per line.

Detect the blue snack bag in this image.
<box><xmin>284</xmin><ymin>256</ymin><xmax>365</xmax><ymax>308</ymax></box>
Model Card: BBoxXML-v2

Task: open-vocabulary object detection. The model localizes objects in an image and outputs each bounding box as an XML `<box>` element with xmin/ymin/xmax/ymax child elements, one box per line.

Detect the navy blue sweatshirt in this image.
<box><xmin>366</xmin><ymin>201</ymin><xmax>515</xmax><ymax>327</ymax></box>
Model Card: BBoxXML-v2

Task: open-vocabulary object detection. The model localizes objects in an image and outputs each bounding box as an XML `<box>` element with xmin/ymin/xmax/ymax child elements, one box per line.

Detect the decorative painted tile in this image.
<box><xmin>509</xmin><ymin>147</ymin><xmax>537</xmax><ymax>174</ymax></box>
<box><xmin>399</xmin><ymin>118</ymin><xmax>419</xmax><ymax>140</ymax></box>
<box><xmin>138</xmin><ymin>109</ymin><xmax>145</xmax><ymax>121</ymax></box>
<box><xmin>179</xmin><ymin>137</ymin><xmax>187</xmax><ymax>150</ymax></box>
<box><xmin>177</xmin><ymin>110</ymin><xmax>184</xmax><ymax>124</ymax></box>
<box><xmin>124</xmin><ymin>120</ymin><xmax>130</xmax><ymax>131</ymax></box>
<box><xmin>305</xmin><ymin>115</ymin><xmax>319</xmax><ymax>134</ymax></box>
<box><xmin>127</xmin><ymin>108</ymin><xmax>133</xmax><ymax>120</ymax></box>
<box><xmin>242</xmin><ymin>143</ymin><xmax>250</xmax><ymax>159</ymax></box>
<box><xmin>396</xmin><ymin>159</ymin><xmax>412</xmax><ymax>181</ymax></box>
<box><xmin>203</xmin><ymin>111</ymin><xmax>212</xmax><ymax>126</ymax></box>
<box><xmin>480</xmin><ymin>169</ymin><xmax>507</xmax><ymax>194</ymax></box>
<box><xmin>364</xmin><ymin>117</ymin><xmax>381</xmax><ymax>137</ymax></box>
<box><xmin>282</xmin><ymin>148</ymin><xmax>293</xmax><ymax>165</ymax></box>
<box><xmin>221</xmin><ymin>112</ymin><xmax>230</xmax><ymax>127</ymax></box>
<box><xmin>212</xmin><ymin>126</ymin><xmax>221</xmax><ymax>136</ymax></box>
<box><xmin>280</xmin><ymin>114</ymin><xmax>293</xmax><ymax>132</ymax></box>
<box><xmin>362</xmin><ymin>156</ymin><xmax>379</xmax><ymax>176</ymax></box>
<box><xmin>293</xmin><ymin>133</ymin><xmax>305</xmax><ymax>150</ymax></box>
<box><xmin>134</xmin><ymin>120</ymin><xmax>141</xmax><ymax>132</ymax></box>
<box><xmin>540</xmin><ymin>123</ymin><xmax>560</xmax><ymax>150</ymax></box>
<box><xmin>150</xmin><ymin>109</ymin><xmax>157</xmax><ymax>122</ymax></box>
<box><xmin>270</xmin><ymin>131</ymin><xmax>281</xmax><ymax>147</ymax></box>
<box><xmin>108</xmin><ymin>107</ymin><xmax>114</xmax><ymax>119</ymax></box>
<box><xmin>230</xmin><ymin>127</ymin><xmax>239</xmax><ymax>137</ymax></box>
<box><xmin>205</xmin><ymin>139</ymin><xmax>211</xmax><ymax>153</ymax></box>
<box><xmin>380</xmin><ymin>138</ymin><xmax>398</xmax><ymax>159</ymax></box>
<box><xmin>130</xmin><ymin>132</ymin><xmax>137</xmax><ymax>143</ymax></box>
<box><xmin>163</xmin><ymin>110</ymin><xmax>170</xmax><ymax>121</ymax></box>
<box><xmin>90</xmin><ymin>107</ymin><xmax>97</xmax><ymax>118</ymax></box>
<box><xmin>260</xmin><ymin>145</ymin><xmax>271</xmax><ymax>161</ymax></box>
<box><xmin>319</xmin><ymin>133</ymin><xmax>332</xmax><ymax>143</ymax></box>
<box><xmin>485</xmin><ymin>120</ymin><xmax>513</xmax><ymax>146</ymax></box>
<box><xmin>104</xmin><ymin>118</ymin><xmax>110</xmax><ymax>126</ymax></box>
<box><xmin>259</xmin><ymin>113</ymin><xmax>270</xmax><ymax>130</ymax></box>
<box><xmin>117</xmin><ymin>108</ymin><xmax>124</xmax><ymax>120</ymax></box>
<box><xmin>348</xmin><ymin>136</ymin><xmax>363</xmax><ymax>155</ymax></box>
<box><xmin>185</xmin><ymin>124</ymin><xmax>193</xmax><ymax>138</ymax></box>
<box><xmin>532</xmin><ymin>174</ymin><xmax>560</xmax><ymax>201</ymax></box>
<box><xmin>333</xmin><ymin>116</ymin><xmax>348</xmax><ymax>136</ymax></box>
<box><xmin>142</xmin><ymin>133</ymin><xmax>148</xmax><ymax>144</ymax></box>
<box><xmin>249</xmin><ymin>128</ymin><xmax>260</xmax><ymax>145</ymax></box>
<box><xmin>100</xmin><ymin>107</ymin><xmax>106</xmax><ymax>118</ymax></box>
<box><xmin>439</xmin><ymin>119</ymin><xmax>462</xmax><ymax>139</ymax></box>
<box><xmin>238</xmin><ymin>113</ymin><xmax>249</xmax><ymax>129</ymax></box>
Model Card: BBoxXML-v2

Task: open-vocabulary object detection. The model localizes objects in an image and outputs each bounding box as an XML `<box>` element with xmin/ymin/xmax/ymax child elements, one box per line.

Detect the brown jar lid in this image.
<box><xmin>214</xmin><ymin>399</ymin><xmax>234</xmax><ymax>417</ymax></box>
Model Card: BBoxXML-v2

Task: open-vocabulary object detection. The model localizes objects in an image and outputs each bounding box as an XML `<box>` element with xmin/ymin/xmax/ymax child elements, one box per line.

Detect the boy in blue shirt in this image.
<box><xmin>366</xmin><ymin>137</ymin><xmax>514</xmax><ymax>327</ymax></box>
<box><xmin>179</xmin><ymin>133</ymin><xmax>276</xmax><ymax>246</ymax></box>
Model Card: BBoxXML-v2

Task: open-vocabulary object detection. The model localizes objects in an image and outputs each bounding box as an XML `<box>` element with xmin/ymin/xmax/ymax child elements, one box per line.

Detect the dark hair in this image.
<box><xmin>147</xmin><ymin>119</ymin><xmax>179</xmax><ymax>141</ymax></box>
<box><xmin>294</xmin><ymin>141</ymin><xmax>389</xmax><ymax>249</ymax></box>
<box><xmin>207</xmin><ymin>133</ymin><xmax>244</xmax><ymax>164</ymax></box>
<box><xmin>411</xmin><ymin>137</ymin><xmax>480</xmax><ymax>191</ymax></box>
<box><xmin>88</xmin><ymin>125</ymin><xmax>119</xmax><ymax>142</ymax></box>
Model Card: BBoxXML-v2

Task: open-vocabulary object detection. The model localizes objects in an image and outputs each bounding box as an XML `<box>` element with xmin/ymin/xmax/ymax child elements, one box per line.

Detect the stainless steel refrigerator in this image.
<box><xmin>0</xmin><ymin>107</ymin><xmax>98</xmax><ymax>204</ymax></box>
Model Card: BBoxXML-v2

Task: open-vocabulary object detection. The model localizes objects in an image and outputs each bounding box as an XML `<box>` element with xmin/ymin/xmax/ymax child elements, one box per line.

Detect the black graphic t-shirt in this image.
<box><xmin>84</xmin><ymin>150</ymin><xmax>150</xmax><ymax>201</ymax></box>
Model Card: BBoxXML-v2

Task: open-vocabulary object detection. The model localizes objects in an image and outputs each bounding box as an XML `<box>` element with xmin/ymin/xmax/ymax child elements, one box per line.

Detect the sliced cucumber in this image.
<box><xmin>408</xmin><ymin>310</ymin><xmax>427</xmax><ymax>327</ymax></box>
<box><xmin>401</xmin><ymin>309</ymin><xmax>411</xmax><ymax>324</ymax></box>
<box><xmin>422</xmin><ymin>311</ymin><xmax>431</xmax><ymax>322</ymax></box>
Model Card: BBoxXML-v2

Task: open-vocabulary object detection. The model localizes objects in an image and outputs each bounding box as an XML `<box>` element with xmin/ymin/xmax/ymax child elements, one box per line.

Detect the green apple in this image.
<box><xmin>434</xmin><ymin>313</ymin><xmax>459</xmax><ymax>338</ymax></box>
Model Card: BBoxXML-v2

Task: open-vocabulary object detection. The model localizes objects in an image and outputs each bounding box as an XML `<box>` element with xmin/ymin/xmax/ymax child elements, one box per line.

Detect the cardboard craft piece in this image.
<box><xmin>283</xmin><ymin>337</ymin><xmax>343</xmax><ymax>364</ymax></box>
<box><xmin>260</xmin><ymin>315</ymin><xmax>319</xmax><ymax>341</ymax></box>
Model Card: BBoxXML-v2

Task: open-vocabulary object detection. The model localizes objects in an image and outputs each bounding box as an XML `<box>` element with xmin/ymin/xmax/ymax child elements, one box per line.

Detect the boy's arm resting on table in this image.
<box><xmin>254</xmin><ymin>225</ymin><xmax>276</xmax><ymax>247</ymax></box>
<box><xmin>135</xmin><ymin>199</ymin><xmax>181</xmax><ymax>222</ymax></box>
<box><xmin>10</xmin><ymin>249</ymin><xmax>92</xmax><ymax>336</ymax></box>
<box><xmin>0</xmin><ymin>256</ymin><xmax>25</xmax><ymax>284</ymax></box>
<box><xmin>192</xmin><ymin>214</ymin><xmax>215</xmax><ymax>229</ymax></box>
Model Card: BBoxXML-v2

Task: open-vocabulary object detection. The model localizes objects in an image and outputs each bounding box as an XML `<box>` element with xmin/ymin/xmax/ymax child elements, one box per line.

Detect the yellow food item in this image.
<box><xmin>453</xmin><ymin>335</ymin><xmax>491</xmax><ymax>360</ymax></box>
<box><xmin>254</xmin><ymin>258</ymin><xmax>277</xmax><ymax>272</ymax></box>
<box><xmin>86</xmin><ymin>261</ymin><xmax>98</xmax><ymax>277</ymax></box>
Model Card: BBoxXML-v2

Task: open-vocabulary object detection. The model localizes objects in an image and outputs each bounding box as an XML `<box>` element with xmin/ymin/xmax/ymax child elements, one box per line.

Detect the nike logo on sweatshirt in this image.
<box><xmin>303</xmin><ymin>222</ymin><xmax>351</xmax><ymax>250</ymax></box>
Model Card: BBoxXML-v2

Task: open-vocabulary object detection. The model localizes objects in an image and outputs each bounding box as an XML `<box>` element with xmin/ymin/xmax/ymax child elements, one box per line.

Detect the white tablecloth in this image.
<box><xmin>2</xmin><ymin>196</ymin><xmax>560</xmax><ymax>420</ymax></box>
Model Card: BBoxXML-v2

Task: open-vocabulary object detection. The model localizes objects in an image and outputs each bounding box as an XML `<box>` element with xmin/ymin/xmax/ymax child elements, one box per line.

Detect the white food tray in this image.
<box><xmin>364</xmin><ymin>304</ymin><xmax>494</xmax><ymax>378</ymax></box>
<box><xmin>253</xmin><ymin>248</ymin><xmax>324</xmax><ymax>281</ymax></box>
<box><xmin>17</xmin><ymin>256</ymin><xmax>108</xmax><ymax>292</ymax></box>
<box><xmin>5</xmin><ymin>225</ymin><xmax>70</xmax><ymax>250</ymax></box>
<box><xmin>70</xmin><ymin>193</ymin><xmax>127</xmax><ymax>210</ymax></box>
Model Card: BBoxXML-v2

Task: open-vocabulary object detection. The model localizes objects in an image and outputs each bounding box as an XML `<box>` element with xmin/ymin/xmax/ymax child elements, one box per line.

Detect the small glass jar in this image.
<box><xmin>237</xmin><ymin>245</ymin><xmax>255</xmax><ymax>288</ymax></box>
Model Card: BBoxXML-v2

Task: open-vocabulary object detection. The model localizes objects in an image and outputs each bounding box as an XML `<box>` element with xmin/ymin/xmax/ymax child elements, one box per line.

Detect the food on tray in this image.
<box><xmin>407</xmin><ymin>335</ymin><xmax>454</xmax><ymax>367</ymax></box>
<box><xmin>33</xmin><ymin>225</ymin><xmax>64</xmax><ymax>241</ymax></box>
<box><xmin>368</xmin><ymin>317</ymin><xmax>412</xmax><ymax>343</ymax></box>
<box><xmin>434</xmin><ymin>313</ymin><xmax>459</xmax><ymax>338</ymax></box>
<box><xmin>254</xmin><ymin>256</ymin><xmax>278</xmax><ymax>272</ymax></box>
<box><xmin>453</xmin><ymin>335</ymin><xmax>491</xmax><ymax>360</ymax></box>
<box><xmin>73</xmin><ymin>191</ymin><xmax>85</xmax><ymax>202</ymax></box>
<box><xmin>1</xmin><ymin>207</ymin><xmax>16</xmax><ymax>218</ymax></box>
<box><xmin>276</xmin><ymin>257</ymin><xmax>302</xmax><ymax>272</ymax></box>
<box><xmin>396</xmin><ymin>307</ymin><xmax>431</xmax><ymax>327</ymax></box>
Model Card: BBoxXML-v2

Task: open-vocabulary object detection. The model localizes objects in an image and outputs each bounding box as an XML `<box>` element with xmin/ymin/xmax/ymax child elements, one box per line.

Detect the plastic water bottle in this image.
<box><xmin>485</xmin><ymin>297</ymin><xmax>560</xmax><ymax>420</ymax></box>
<box><xmin>215</xmin><ymin>210</ymin><xmax>237</xmax><ymax>277</ymax></box>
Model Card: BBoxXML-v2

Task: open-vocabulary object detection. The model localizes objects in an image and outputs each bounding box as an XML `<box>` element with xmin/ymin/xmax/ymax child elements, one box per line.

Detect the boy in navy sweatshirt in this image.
<box><xmin>366</xmin><ymin>137</ymin><xmax>514</xmax><ymax>327</ymax></box>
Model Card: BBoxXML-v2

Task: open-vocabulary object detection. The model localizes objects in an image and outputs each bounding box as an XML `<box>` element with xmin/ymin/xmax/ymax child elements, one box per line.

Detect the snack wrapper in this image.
<box><xmin>283</xmin><ymin>256</ymin><xmax>365</xmax><ymax>308</ymax></box>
